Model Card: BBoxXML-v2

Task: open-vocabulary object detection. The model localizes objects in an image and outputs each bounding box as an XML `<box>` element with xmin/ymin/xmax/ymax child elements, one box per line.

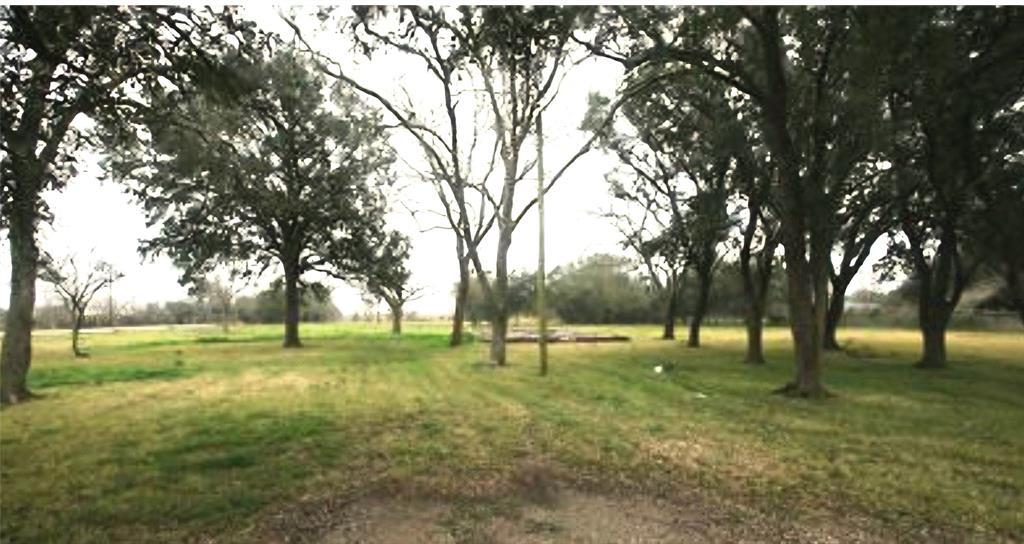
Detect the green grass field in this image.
<box><xmin>1</xmin><ymin>323</ymin><xmax>1022</xmax><ymax>543</ymax></box>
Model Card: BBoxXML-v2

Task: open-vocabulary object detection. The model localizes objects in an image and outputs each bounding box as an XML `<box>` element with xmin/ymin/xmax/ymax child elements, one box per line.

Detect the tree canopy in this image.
<box><xmin>111</xmin><ymin>50</ymin><xmax>395</xmax><ymax>347</ymax></box>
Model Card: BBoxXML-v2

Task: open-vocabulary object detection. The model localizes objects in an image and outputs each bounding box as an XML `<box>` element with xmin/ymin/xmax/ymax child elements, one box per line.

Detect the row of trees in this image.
<box><xmin>292</xmin><ymin>6</ymin><xmax>1021</xmax><ymax>396</ymax></box>
<box><xmin>578</xmin><ymin>7</ymin><xmax>1024</xmax><ymax>395</ymax></box>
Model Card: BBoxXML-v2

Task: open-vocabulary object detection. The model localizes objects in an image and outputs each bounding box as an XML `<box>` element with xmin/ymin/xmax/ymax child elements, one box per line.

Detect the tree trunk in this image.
<box><xmin>283</xmin><ymin>266</ymin><xmax>302</xmax><ymax>348</ymax></box>
<box><xmin>662</xmin><ymin>287</ymin><xmax>677</xmax><ymax>340</ymax></box>
<box><xmin>823</xmin><ymin>282</ymin><xmax>847</xmax><ymax>351</ymax></box>
<box><xmin>687</xmin><ymin>270</ymin><xmax>711</xmax><ymax>348</ymax></box>
<box><xmin>738</xmin><ymin>197</ymin><xmax>774</xmax><ymax>366</ymax></box>
<box><xmin>745</xmin><ymin>315</ymin><xmax>765</xmax><ymax>365</ymax></box>
<box><xmin>390</xmin><ymin>303</ymin><xmax>402</xmax><ymax>335</ymax></box>
<box><xmin>774</xmin><ymin>212</ymin><xmax>829</xmax><ymax>397</ymax></box>
<box><xmin>489</xmin><ymin>210</ymin><xmax>513</xmax><ymax>367</ymax></box>
<box><xmin>780</xmin><ymin>265</ymin><xmax>826</xmax><ymax>396</ymax></box>
<box><xmin>450</xmin><ymin>253</ymin><xmax>470</xmax><ymax>347</ymax></box>
<box><xmin>916</xmin><ymin>290</ymin><xmax>949</xmax><ymax>369</ymax></box>
<box><xmin>918</xmin><ymin>322</ymin><xmax>947</xmax><ymax>369</ymax></box>
<box><xmin>1</xmin><ymin>187</ymin><xmax>40</xmax><ymax>405</ymax></box>
<box><xmin>72</xmin><ymin>311</ymin><xmax>85</xmax><ymax>358</ymax></box>
<box><xmin>753</xmin><ymin>14</ymin><xmax>827</xmax><ymax>398</ymax></box>
<box><xmin>490</xmin><ymin>310</ymin><xmax>508</xmax><ymax>367</ymax></box>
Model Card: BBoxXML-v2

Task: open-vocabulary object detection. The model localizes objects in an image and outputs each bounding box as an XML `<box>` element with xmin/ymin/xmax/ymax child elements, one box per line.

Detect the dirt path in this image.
<box><xmin>263</xmin><ymin>483</ymin><xmax>893</xmax><ymax>544</ymax></box>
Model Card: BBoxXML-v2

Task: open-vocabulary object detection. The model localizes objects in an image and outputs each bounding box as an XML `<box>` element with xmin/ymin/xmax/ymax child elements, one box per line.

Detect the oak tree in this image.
<box><xmin>112</xmin><ymin>51</ymin><xmax>394</xmax><ymax>347</ymax></box>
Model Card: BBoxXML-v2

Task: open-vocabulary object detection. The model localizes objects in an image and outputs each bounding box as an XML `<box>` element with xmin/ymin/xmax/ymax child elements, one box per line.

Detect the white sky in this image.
<box><xmin>0</xmin><ymin>6</ymin><xmax>893</xmax><ymax>318</ymax></box>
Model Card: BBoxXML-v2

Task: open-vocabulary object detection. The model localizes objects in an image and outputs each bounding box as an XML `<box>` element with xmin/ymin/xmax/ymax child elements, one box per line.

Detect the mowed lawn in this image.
<box><xmin>1</xmin><ymin>323</ymin><xmax>1022</xmax><ymax>543</ymax></box>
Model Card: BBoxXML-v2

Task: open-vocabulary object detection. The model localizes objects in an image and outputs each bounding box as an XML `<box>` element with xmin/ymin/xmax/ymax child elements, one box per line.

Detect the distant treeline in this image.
<box><xmin>461</xmin><ymin>254</ymin><xmax>786</xmax><ymax>326</ymax></box>
<box><xmin>461</xmin><ymin>254</ymin><xmax>1020</xmax><ymax>330</ymax></box>
<box><xmin>26</xmin><ymin>285</ymin><xmax>340</xmax><ymax>330</ymax></box>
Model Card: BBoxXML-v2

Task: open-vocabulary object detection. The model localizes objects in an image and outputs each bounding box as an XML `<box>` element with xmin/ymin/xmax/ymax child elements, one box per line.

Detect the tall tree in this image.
<box><xmin>873</xmin><ymin>7</ymin><xmax>1024</xmax><ymax>367</ymax></box>
<box><xmin>111</xmin><ymin>51</ymin><xmax>393</xmax><ymax>347</ymax></box>
<box><xmin>39</xmin><ymin>254</ymin><xmax>121</xmax><ymax>357</ymax></box>
<box><xmin>0</xmin><ymin>6</ymin><xmax>257</xmax><ymax>404</ymax></box>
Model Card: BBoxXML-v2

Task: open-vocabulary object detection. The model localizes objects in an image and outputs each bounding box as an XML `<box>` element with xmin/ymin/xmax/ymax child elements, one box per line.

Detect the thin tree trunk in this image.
<box><xmin>738</xmin><ymin>198</ymin><xmax>773</xmax><ymax>366</ymax></box>
<box><xmin>823</xmin><ymin>281</ymin><xmax>847</xmax><ymax>351</ymax></box>
<box><xmin>283</xmin><ymin>266</ymin><xmax>302</xmax><ymax>348</ymax></box>
<box><xmin>72</xmin><ymin>311</ymin><xmax>85</xmax><ymax>358</ymax></box>
<box><xmin>1</xmin><ymin>188</ymin><xmax>40</xmax><ymax>405</ymax></box>
<box><xmin>687</xmin><ymin>270</ymin><xmax>711</xmax><ymax>348</ymax></box>
<box><xmin>489</xmin><ymin>185</ymin><xmax>514</xmax><ymax>367</ymax></box>
<box><xmin>450</xmin><ymin>253</ymin><xmax>470</xmax><ymax>347</ymax></box>
<box><xmin>490</xmin><ymin>310</ymin><xmax>508</xmax><ymax>367</ymax></box>
<box><xmin>662</xmin><ymin>284</ymin><xmax>677</xmax><ymax>340</ymax></box>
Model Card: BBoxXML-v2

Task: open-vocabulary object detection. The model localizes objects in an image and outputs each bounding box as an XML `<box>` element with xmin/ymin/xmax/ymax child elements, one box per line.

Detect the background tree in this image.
<box><xmin>194</xmin><ymin>270</ymin><xmax>245</xmax><ymax>333</ymax></box>
<box><xmin>0</xmin><ymin>6</ymin><xmax>258</xmax><ymax>404</ymax></box>
<box><xmin>734</xmin><ymin>161</ymin><xmax>780</xmax><ymax>365</ymax></box>
<box><xmin>606</xmin><ymin>201</ymin><xmax>687</xmax><ymax>340</ymax></box>
<box><xmin>823</xmin><ymin>161</ymin><xmax>895</xmax><ymax>350</ymax></box>
<box><xmin>462</xmin><ymin>270</ymin><xmax>536</xmax><ymax>327</ymax></box>
<box><xmin>872</xmin><ymin>7</ymin><xmax>1024</xmax><ymax>367</ymax></box>
<box><xmin>587</xmin><ymin>69</ymin><xmax>737</xmax><ymax>348</ymax></box>
<box><xmin>547</xmin><ymin>254</ymin><xmax>659</xmax><ymax>324</ymax></box>
<box><xmin>235</xmin><ymin>283</ymin><xmax>341</xmax><ymax>325</ymax></box>
<box><xmin>112</xmin><ymin>51</ymin><xmax>393</xmax><ymax>348</ymax></box>
<box><xmin>39</xmin><ymin>254</ymin><xmax>122</xmax><ymax>357</ymax></box>
<box><xmin>600</xmin><ymin>152</ymin><xmax>687</xmax><ymax>339</ymax></box>
<box><xmin>970</xmin><ymin>109</ymin><xmax>1024</xmax><ymax>327</ymax></box>
<box><xmin>359</xmin><ymin>231</ymin><xmax>422</xmax><ymax>335</ymax></box>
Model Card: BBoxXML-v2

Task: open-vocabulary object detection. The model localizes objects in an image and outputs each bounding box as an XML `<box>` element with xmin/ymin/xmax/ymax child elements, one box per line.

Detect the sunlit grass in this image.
<box><xmin>1</xmin><ymin>322</ymin><xmax>1022</xmax><ymax>542</ymax></box>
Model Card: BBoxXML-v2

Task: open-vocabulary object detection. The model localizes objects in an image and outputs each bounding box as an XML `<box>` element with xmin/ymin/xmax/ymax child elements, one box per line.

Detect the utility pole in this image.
<box><xmin>536</xmin><ymin>111</ymin><xmax>548</xmax><ymax>376</ymax></box>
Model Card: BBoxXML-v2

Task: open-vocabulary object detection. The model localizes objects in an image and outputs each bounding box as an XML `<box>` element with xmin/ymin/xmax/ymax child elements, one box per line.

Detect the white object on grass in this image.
<box><xmin>654</xmin><ymin>365</ymin><xmax>663</xmax><ymax>374</ymax></box>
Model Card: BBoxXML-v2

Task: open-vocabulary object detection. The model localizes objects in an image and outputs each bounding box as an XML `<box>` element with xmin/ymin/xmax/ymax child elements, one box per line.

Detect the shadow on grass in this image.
<box><xmin>28</xmin><ymin>364</ymin><xmax>197</xmax><ymax>389</ymax></box>
<box><xmin>111</xmin><ymin>329</ymin><xmax>465</xmax><ymax>352</ymax></box>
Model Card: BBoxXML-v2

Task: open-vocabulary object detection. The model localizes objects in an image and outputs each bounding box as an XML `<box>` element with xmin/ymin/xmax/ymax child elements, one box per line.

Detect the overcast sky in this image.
<box><xmin>0</xmin><ymin>6</ymin><xmax>893</xmax><ymax>319</ymax></box>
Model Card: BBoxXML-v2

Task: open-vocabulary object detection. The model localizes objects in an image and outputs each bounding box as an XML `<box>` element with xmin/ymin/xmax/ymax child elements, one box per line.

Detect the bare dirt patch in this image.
<box><xmin>260</xmin><ymin>465</ymin><xmax>895</xmax><ymax>544</ymax></box>
<box><xmin>302</xmin><ymin>486</ymin><xmax>893</xmax><ymax>544</ymax></box>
